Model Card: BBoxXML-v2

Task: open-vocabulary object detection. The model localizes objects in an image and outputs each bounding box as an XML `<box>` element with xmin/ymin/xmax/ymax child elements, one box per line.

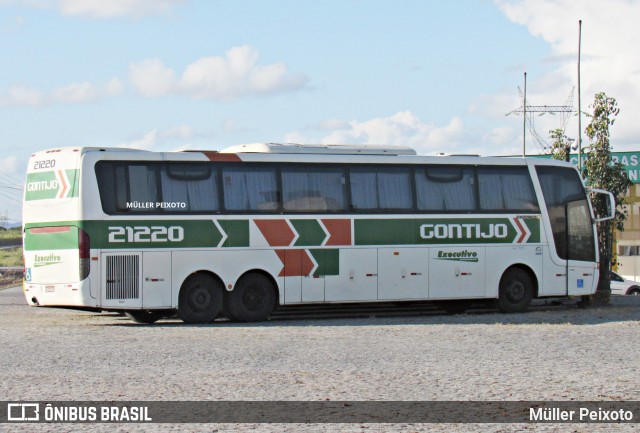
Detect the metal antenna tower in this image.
<box><xmin>506</xmin><ymin>86</ymin><xmax>575</xmax><ymax>154</ymax></box>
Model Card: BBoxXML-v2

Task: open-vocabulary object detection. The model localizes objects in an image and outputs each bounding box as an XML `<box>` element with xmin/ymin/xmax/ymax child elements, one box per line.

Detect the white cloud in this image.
<box><xmin>285</xmin><ymin>111</ymin><xmax>468</xmax><ymax>155</ymax></box>
<box><xmin>129</xmin><ymin>59</ymin><xmax>176</xmax><ymax>97</ymax></box>
<box><xmin>51</xmin><ymin>81</ymin><xmax>98</xmax><ymax>103</ymax></box>
<box><xmin>221</xmin><ymin>119</ymin><xmax>238</xmax><ymax>133</ymax></box>
<box><xmin>0</xmin><ymin>156</ymin><xmax>19</xmax><ymax>174</ymax></box>
<box><xmin>0</xmin><ymin>78</ymin><xmax>123</xmax><ymax>107</ymax></box>
<box><xmin>0</xmin><ymin>13</ymin><xmax>26</xmax><ymax>34</ymax></box>
<box><xmin>1</xmin><ymin>84</ymin><xmax>44</xmax><ymax>107</ymax></box>
<box><xmin>0</xmin><ymin>0</ymin><xmax>183</xmax><ymax>17</ymax></box>
<box><xmin>59</xmin><ymin>0</ymin><xmax>184</xmax><ymax>18</ymax></box>
<box><xmin>162</xmin><ymin>124</ymin><xmax>195</xmax><ymax>140</ymax></box>
<box><xmin>130</xmin><ymin>45</ymin><xmax>309</xmax><ymax>101</ymax></box>
<box><xmin>118</xmin><ymin>130</ymin><xmax>159</xmax><ymax>150</ymax></box>
<box><xmin>117</xmin><ymin>125</ymin><xmax>197</xmax><ymax>150</ymax></box>
<box><xmin>7</xmin><ymin>0</ymin><xmax>185</xmax><ymax>19</ymax></box>
<box><xmin>105</xmin><ymin>78</ymin><xmax>124</xmax><ymax>96</ymax></box>
<box><xmin>220</xmin><ymin>119</ymin><xmax>256</xmax><ymax>134</ymax></box>
<box><xmin>493</xmin><ymin>0</ymin><xmax>640</xmax><ymax>150</ymax></box>
<box><xmin>314</xmin><ymin>118</ymin><xmax>350</xmax><ymax>131</ymax></box>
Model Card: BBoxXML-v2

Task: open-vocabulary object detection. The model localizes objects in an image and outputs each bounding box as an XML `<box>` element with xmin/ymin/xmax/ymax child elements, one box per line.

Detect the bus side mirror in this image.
<box><xmin>587</xmin><ymin>188</ymin><xmax>616</xmax><ymax>222</ymax></box>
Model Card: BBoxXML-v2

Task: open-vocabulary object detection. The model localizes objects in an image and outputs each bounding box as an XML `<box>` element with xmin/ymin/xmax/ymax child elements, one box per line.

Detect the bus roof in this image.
<box><xmin>32</xmin><ymin>144</ymin><xmax>578</xmax><ymax>168</ymax></box>
<box><xmin>219</xmin><ymin>142</ymin><xmax>417</xmax><ymax>156</ymax></box>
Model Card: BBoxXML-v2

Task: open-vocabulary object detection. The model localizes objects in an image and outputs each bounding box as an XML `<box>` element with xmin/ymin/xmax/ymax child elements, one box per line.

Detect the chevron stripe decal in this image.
<box><xmin>511</xmin><ymin>217</ymin><xmax>532</xmax><ymax>244</ymax></box>
<box><xmin>255</xmin><ymin>218</ymin><xmax>352</xmax><ymax>247</ymax></box>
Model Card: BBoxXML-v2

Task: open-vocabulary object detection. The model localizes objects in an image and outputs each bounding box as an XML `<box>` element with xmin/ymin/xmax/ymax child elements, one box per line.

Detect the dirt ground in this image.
<box><xmin>0</xmin><ymin>269</ymin><xmax>21</xmax><ymax>289</ymax></box>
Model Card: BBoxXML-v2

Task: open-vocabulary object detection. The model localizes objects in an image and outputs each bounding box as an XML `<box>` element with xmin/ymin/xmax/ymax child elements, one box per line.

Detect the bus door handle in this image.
<box><xmin>455</xmin><ymin>267</ymin><xmax>471</xmax><ymax>277</ymax></box>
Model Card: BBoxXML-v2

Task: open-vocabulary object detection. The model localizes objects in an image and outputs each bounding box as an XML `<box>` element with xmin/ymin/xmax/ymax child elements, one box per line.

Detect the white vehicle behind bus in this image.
<box><xmin>609</xmin><ymin>271</ymin><xmax>640</xmax><ymax>296</ymax></box>
<box><xmin>22</xmin><ymin>143</ymin><xmax>615</xmax><ymax>324</ymax></box>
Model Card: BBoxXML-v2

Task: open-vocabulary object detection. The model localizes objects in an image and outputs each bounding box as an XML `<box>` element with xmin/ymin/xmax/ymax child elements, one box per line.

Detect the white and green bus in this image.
<box><xmin>22</xmin><ymin>143</ymin><xmax>614</xmax><ymax>323</ymax></box>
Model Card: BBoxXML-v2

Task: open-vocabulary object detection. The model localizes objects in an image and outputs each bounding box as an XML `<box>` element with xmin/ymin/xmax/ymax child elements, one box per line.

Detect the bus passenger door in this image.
<box><xmin>566</xmin><ymin>200</ymin><xmax>598</xmax><ymax>295</ymax></box>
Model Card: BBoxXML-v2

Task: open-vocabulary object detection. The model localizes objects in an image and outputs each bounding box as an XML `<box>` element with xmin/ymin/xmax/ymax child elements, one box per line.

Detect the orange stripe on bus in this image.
<box><xmin>322</xmin><ymin>219</ymin><xmax>352</xmax><ymax>246</ymax></box>
<box><xmin>254</xmin><ymin>219</ymin><xmax>295</xmax><ymax>246</ymax></box>
<box><xmin>29</xmin><ymin>226</ymin><xmax>71</xmax><ymax>234</ymax></box>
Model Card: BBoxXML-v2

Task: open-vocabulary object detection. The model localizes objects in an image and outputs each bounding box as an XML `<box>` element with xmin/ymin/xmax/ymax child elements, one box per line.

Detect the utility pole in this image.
<box><xmin>523</xmin><ymin>72</ymin><xmax>527</xmax><ymax>157</ymax></box>
<box><xmin>577</xmin><ymin>19</ymin><xmax>583</xmax><ymax>171</ymax></box>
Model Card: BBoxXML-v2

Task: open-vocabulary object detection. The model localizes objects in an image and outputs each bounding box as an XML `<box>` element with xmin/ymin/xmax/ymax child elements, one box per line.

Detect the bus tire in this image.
<box><xmin>497</xmin><ymin>268</ymin><xmax>533</xmax><ymax>313</ymax></box>
<box><xmin>225</xmin><ymin>273</ymin><xmax>276</xmax><ymax>322</ymax></box>
<box><xmin>178</xmin><ymin>273</ymin><xmax>223</xmax><ymax>324</ymax></box>
<box><xmin>125</xmin><ymin>310</ymin><xmax>165</xmax><ymax>324</ymax></box>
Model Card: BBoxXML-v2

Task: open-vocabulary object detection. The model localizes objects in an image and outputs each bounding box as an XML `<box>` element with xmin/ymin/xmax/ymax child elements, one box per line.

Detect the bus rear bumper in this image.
<box><xmin>23</xmin><ymin>279</ymin><xmax>97</xmax><ymax>308</ymax></box>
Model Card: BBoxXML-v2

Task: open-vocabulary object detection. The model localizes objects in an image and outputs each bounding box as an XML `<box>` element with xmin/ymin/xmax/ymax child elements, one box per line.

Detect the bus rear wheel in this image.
<box><xmin>225</xmin><ymin>273</ymin><xmax>276</xmax><ymax>322</ymax></box>
<box><xmin>125</xmin><ymin>310</ymin><xmax>165</xmax><ymax>324</ymax></box>
<box><xmin>497</xmin><ymin>268</ymin><xmax>533</xmax><ymax>313</ymax></box>
<box><xmin>178</xmin><ymin>273</ymin><xmax>223</xmax><ymax>324</ymax></box>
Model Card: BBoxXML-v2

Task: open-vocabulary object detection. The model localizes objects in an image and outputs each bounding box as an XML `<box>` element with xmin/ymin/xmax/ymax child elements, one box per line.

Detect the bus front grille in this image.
<box><xmin>105</xmin><ymin>255</ymin><xmax>140</xmax><ymax>300</ymax></box>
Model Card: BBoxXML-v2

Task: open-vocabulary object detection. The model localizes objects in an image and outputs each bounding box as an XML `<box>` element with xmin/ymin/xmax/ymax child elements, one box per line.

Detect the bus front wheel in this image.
<box><xmin>178</xmin><ymin>273</ymin><xmax>223</xmax><ymax>324</ymax></box>
<box><xmin>225</xmin><ymin>273</ymin><xmax>276</xmax><ymax>322</ymax></box>
<box><xmin>497</xmin><ymin>268</ymin><xmax>533</xmax><ymax>313</ymax></box>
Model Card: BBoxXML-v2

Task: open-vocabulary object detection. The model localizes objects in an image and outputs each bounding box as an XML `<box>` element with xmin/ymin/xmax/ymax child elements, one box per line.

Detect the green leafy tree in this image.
<box><xmin>582</xmin><ymin>92</ymin><xmax>631</xmax><ymax>300</ymax></box>
<box><xmin>548</xmin><ymin>128</ymin><xmax>570</xmax><ymax>161</ymax></box>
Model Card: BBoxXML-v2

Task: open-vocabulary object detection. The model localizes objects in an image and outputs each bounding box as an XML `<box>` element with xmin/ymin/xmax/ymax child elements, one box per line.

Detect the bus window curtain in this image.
<box><xmin>160</xmin><ymin>169</ymin><xmax>219</xmax><ymax>211</ymax></box>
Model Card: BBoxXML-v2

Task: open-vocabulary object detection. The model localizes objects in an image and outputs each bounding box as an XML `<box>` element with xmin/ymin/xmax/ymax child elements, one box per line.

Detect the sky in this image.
<box><xmin>1</xmin><ymin>0</ymin><xmax>639</xmax><ymax>223</ymax></box>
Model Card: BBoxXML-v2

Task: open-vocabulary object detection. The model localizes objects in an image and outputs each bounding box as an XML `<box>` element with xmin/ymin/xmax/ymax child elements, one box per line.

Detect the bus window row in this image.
<box><xmin>95</xmin><ymin>161</ymin><xmax>541</xmax><ymax>214</ymax></box>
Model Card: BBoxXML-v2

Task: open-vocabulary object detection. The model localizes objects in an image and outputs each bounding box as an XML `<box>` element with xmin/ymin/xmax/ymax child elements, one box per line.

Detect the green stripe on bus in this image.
<box><xmin>523</xmin><ymin>217</ymin><xmax>541</xmax><ymax>242</ymax></box>
<box><xmin>24</xmin><ymin>216</ymin><xmax>541</xmax><ymax>250</ymax></box>
<box><xmin>24</xmin><ymin>169</ymin><xmax>79</xmax><ymax>201</ymax></box>
<box><xmin>219</xmin><ymin>220</ymin><xmax>250</xmax><ymax>247</ymax></box>
<box><xmin>93</xmin><ymin>220</ymin><xmax>224</xmax><ymax>249</ymax></box>
<box><xmin>24</xmin><ymin>226</ymin><xmax>79</xmax><ymax>251</ymax></box>
<box><xmin>25</xmin><ymin>219</ymin><xmax>250</xmax><ymax>250</ymax></box>
<box><xmin>309</xmin><ymin>249</ymin><xmax>339</xmax><ymax>276</ymax></box>
<box><xmin>291</xmin><ymin>219</ymin><xmax>327</xmax><ymax>246</ymax></box>
<box><xmin>354</xmin><ymin>217</ymin><xmax>541</xmax><ymax>245</ymax></box>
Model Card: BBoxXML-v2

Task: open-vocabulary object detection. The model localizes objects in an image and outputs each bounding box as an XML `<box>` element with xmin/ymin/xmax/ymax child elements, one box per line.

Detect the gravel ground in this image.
<box><xmin>1</xmin><ymin>285</ymin><xmax>639</xmax><ymax>433</ymax></box>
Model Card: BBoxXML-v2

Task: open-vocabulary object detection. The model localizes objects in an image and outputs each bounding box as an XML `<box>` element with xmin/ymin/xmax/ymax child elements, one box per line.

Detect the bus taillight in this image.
<box><xmin>79</xmin><ymin>228</ymin><xmax>90</xmax><ymax>280</ymax></box>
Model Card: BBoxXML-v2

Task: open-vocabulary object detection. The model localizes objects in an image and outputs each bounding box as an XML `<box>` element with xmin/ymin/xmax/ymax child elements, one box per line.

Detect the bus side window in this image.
<box><xmin>160</xmin><ymin>163</ymin><xmax>219</xmax><ymax>212</ymax></box>
<box><xmin>415</xmin><ymin>165</ymin><xmax>476</xmax><ymax>212</ymax></box>
<box><xmin>282</xmin><ymin>167</ymin><xmax>346</xmax><ymax>212</ymax></box>
<box><xmin>114</xmin><ymin>164</ymin><xmax>129</xmax><ymax>211</ymax></box>
<box><xmin>222</xmin><ymin>166</ymin><xmax>278</xmax><ymax>211</ymax></box>
<box><xmin>349</xmin><ymin>166</ymin><xmax>412</xmax><ymax>211</ymax></box>
<box><xmin>477</xmin><ymin>166</ymin><xmax>539</xmax><ymax>212</ymax></box>
<box><xmin>95</xmin><ymin>162</ymin><xmax>117</xmax><ymax>213</ymax></box>
<box><xmin>95</xmin><ymin>162</ymin><xmax>135</xmax><ymax>213</ymax></box>
<box><xmin>127</xmin><ymin>164</ymin><xmax>159</xmax><ymax>207</ymax></box>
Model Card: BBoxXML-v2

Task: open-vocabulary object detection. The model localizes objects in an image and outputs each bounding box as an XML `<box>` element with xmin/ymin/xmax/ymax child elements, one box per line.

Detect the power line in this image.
<box><xmin>0</xmin><ymin>195</ymin><xmax>22</xmax><ymax>205</ymax></box>
<box><xmin>0</xmin><ymin>176</ymin><xmax>23</xmax><ymax>191</ymax></box>
<box><xmin>506</xmin><ymin>86</ymin><xmax>575</xmax><ymax>154</ymax></box>
<box><xmin>0</xmin><ymin>183</ymin><xmax>22</xmax><ymax>191</ymax></box>
<box><xmin>0</xmin><ymin>187</ymin><xmax>22</xmax><ymax>202</ymax></box>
